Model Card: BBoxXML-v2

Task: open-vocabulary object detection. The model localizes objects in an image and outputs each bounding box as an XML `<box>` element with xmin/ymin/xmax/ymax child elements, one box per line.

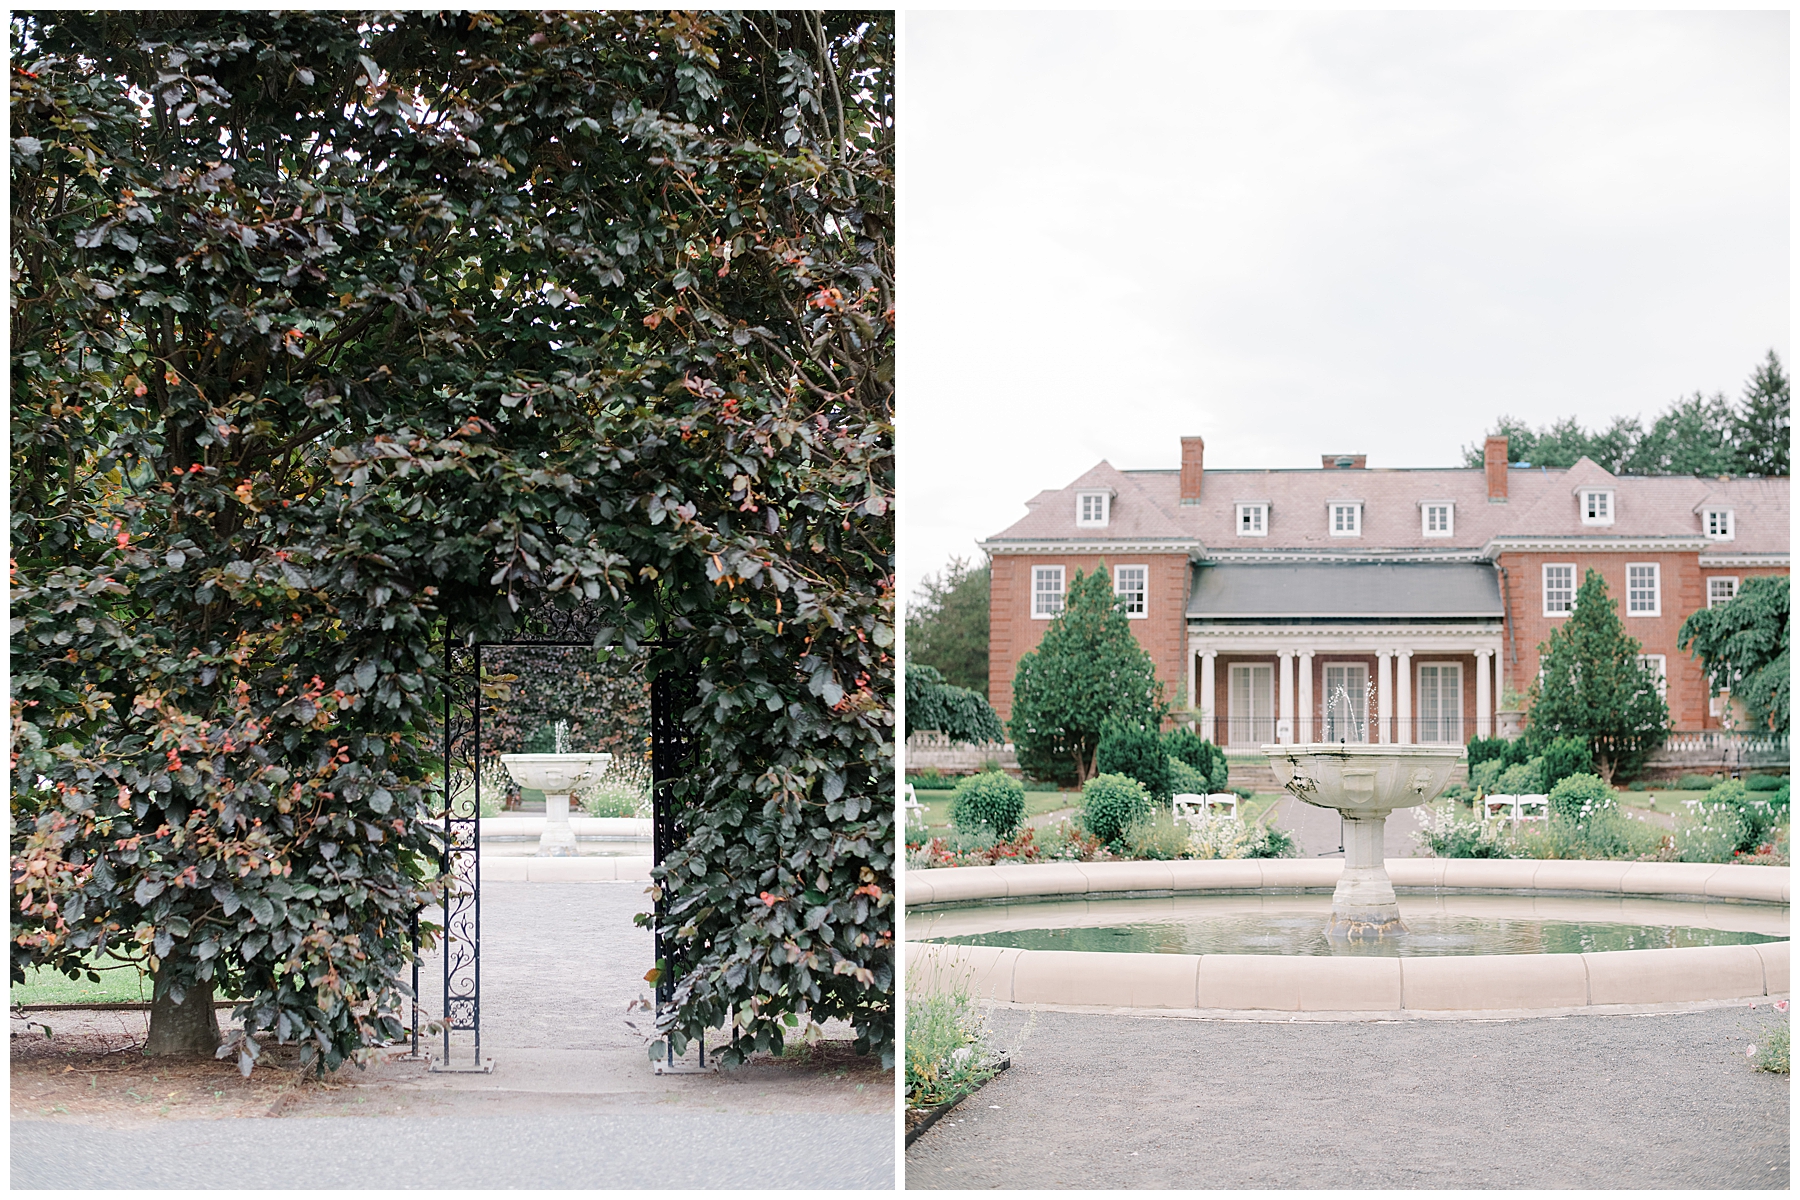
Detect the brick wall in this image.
<box><xmin>987</xmin><ymin>552</ymin><xmax>1190</xmax><ymax>724</ymax></box>
<box><xmin>1496</xmin><ymin>552</ymin><xmax>1788</xmax><ymax>729</ymax></box>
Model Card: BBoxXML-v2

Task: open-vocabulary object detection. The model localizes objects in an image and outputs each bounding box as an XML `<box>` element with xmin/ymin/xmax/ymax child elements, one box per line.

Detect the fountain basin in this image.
<box><xmin>1265</xmin><ymin>743</ymin><xmax>1464</xmax><ymax>938</ymax></box>
<box><xmin>903</xmin><ymin>860</ymin><xmax>1789</xmax><ymax>1016</ymax></box>
<box><xmin>499</xmin><ymin>752</ymin><xmax>612</xmax><ymax>857</ymax></box>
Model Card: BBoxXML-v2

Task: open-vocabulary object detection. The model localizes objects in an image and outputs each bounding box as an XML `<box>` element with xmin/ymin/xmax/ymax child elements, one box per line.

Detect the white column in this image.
<box><xmin>1278</xmin><ymin>650</ymin><xmax>1294</xmax><ymax>744</ymax></box>
<box><xmin>1476</xmin><ymin>649</ymin><xmax>1493</xmax><ymax>740</ymax></box>
<box><xmin>1396</xmin><ymin>649</ymin><xmax>1413</xmax><ymax>745</ymax></box>
<box><xmin>1186</xmin><ymin>646</ymin><xmax>1197</xmax><ymax>712</ymax></box>
<box><xmin>1376</xmin><ymin>650</ymin><xmax>1393</xmax><ymax>744</ymax></box>
<box><xmin>1200</xmin><ymin>650</ymin><xmax>1217</xmax><ymax>744</ymax></box>
<box><xmin>1298</xmin><ymin>650</ymin><xmax>1315</xmax><ymax>744</ymax></box>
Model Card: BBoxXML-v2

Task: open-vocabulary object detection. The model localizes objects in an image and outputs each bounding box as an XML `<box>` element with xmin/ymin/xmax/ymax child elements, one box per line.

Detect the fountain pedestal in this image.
<box><xmin>1264</xmin><ymin>743</ymin><xmax>1463</xmax><ymax>939</ymax></box>
<box><xmin>499</xmin><ymin>753</ymin><xmax>612</xmax><ymax>857</ymax></box>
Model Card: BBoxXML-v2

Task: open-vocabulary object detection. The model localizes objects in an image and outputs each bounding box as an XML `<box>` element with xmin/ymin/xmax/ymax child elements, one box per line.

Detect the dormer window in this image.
<box><xmin>1235</xmin><ymin>502</ymin><xmax>1268</xmax><ymax>537</ymax></box>
<box><xmin>1076</xmin><ymin>490</ymin><xmax>1110</xmax><ymax>528</ymax></box>
<box><xmin>1421</xmin><ymin>502</ymin><xmax>1453</xmax><ymax>538</ymax></box>
<box><xmin>1581</xmin><ymin>489</ymin><xmax>1614</xmax><ymax>526</ymax></box>
<box><xmin>1704</xmin><ymin>507</ymin><xmax>1734</xmax><ymax>540</ymax></box>
<box><xmin>1329</xmin><ymin>502</ymin><xmax>1362</xmax><ymax>537</ymax></box>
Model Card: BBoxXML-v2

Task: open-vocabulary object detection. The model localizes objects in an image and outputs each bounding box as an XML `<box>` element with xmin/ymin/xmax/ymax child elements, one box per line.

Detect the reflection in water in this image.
<box><xmin>920</xmin><ymin>911</ymin><xmax>1787</xmax><ymax>957</ymax></box>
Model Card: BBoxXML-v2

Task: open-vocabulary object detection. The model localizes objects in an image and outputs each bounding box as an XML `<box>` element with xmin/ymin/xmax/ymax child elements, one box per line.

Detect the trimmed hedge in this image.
<box><xmin>1081</xmin><ymin>773</ymin><xmax>1152</xmax><ymax>844</ymax></box>
<box><xmin>951</xmin><ymin>772</ymin><xmax>1027</xmax><ymax>839</ymax></box>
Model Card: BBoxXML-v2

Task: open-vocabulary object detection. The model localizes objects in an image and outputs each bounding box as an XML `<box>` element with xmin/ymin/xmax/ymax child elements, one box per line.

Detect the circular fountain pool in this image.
<box><xmin>905</xmin><ymin>859</ymin><xmax>1791</xmax><ymax>1016</ymax></box>
<box><xmin>912</xmin><ymin>892</ymin><xmax>1788</xmax><ymax>958</ymax></box>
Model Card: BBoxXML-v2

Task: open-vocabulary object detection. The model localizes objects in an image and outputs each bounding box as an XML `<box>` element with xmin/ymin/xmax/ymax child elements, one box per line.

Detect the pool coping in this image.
<box><xmin>903</xmin><ymin>859</ymin><xmax>1789</xmax><ymax>1015</ymax></box>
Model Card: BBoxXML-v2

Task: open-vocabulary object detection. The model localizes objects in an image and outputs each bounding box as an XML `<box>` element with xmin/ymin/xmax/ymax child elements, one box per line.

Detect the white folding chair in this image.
<box><xmin>1206</xmin><ymin>793</ymin><xmax>1240</xmax><ymax>820</ymax></box>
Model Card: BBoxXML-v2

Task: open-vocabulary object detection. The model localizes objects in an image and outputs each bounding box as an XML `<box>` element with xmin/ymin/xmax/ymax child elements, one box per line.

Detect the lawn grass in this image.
<box><xmin>11</xmin><ymin>960</ymin><xmax>149</xmax><ymax>1007</ymax></box>
<box><xmin>910</xmin><ymin>786</ymin><xmax>1290</xmax><ymax>838</ymax></box>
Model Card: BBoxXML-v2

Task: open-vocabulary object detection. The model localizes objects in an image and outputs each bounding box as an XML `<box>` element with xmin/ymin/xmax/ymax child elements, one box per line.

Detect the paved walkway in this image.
<box><xmin>13</xmin><ymin>881</ymin><xmax>893</xmax><ymax>1190</ymax></box>
<box><xmin>905</xmin><ymin>1004</ymin><xmax>1789</xmax><ymax>1189</ymax></box>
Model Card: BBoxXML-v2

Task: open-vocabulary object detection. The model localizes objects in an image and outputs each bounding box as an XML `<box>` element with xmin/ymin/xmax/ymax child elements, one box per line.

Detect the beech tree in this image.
<box><xmin>12</xmin><ymin>10</ymin><xmax>893</xmax><ymax>1071</ymax></box>
<box><xmin>1008</xmin><ymin>566</ymin><xmax>1166</xmax><ymax>785</ymax></box>
<box><xmin>904</xmin><ymin>663</ymin><xmax>1001</xmax><ymax>745</ymax></box>
<box><xmin>1527</xmin><ymin>570</ymin><xmax>1669</xmax><ymax>782</ymax></box>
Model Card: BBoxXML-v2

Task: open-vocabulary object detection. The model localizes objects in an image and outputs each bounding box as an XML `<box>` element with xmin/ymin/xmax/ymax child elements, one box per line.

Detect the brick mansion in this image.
<box><xmin>981</xmin><ymin>436</ymin><xmax>1789</xmax><ymax>751</ymax></box>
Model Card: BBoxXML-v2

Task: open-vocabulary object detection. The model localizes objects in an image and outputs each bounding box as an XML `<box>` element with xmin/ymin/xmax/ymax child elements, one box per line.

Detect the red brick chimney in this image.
<box><xmin>1180</xmin><ymin>436</ymin><xmax>1205</xmax><ymax>504</ymax></box>
<box><xmin>1485</xmin><ymin>436</ymin><xmax>1508</xmax><ymax>501</ymax></box>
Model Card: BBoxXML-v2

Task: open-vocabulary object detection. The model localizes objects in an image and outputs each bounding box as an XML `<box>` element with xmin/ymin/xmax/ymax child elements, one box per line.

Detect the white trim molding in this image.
<box><xmin>1484</xmin><ymin>536</ymin><xmax>1711</xmax><ymax>555</ymax></box>
<box><xmin>982</xmin><ymin>538</ymin><xmax>1205</xmax><ymax>556</ymax></box>
<box><xmin>1697</xmin><ymin>552</ymin><xmax>1789</xmax><ymax>568</ymax></box>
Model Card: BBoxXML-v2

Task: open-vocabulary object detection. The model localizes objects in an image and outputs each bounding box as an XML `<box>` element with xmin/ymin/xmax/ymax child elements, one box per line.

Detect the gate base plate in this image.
<box><xmin>429</xmin><ymin>1056</ymin><xmax>496</xmax><ymax>1074</ymax></box>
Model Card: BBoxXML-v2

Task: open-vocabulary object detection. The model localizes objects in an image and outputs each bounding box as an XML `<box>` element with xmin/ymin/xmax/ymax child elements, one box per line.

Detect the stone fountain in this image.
<box><xmin>499</xmin><ymin>752</ymin><xmax>613</xmax><ymax>856</ymax></box>
<box><xmin>1263</xmin><ymin>741</ymin><xmax>1464</xmax><ymax>939</ymax></box>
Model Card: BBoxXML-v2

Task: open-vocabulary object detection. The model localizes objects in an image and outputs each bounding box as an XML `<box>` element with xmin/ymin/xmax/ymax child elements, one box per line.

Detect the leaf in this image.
<box><xmin>822</xmin><ymin>772</ymin><xmax>845</xmax><ymax>802</ymax></box>
<box><xmin>353</xmin><ymin>660</ymin><xmax>378</xmax><ymax>690</ymax></box>
<box><xmin>134</xmin><ymin>878</ymin><xmax>165</xmax><ymax>905</ymax></box>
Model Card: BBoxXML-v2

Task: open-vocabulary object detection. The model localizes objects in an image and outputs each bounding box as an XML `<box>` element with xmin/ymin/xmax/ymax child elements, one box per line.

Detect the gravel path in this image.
<box><xmin>905</xmin><ymin>1004</ymin><xmax>1789</xmax><ymax>1189</ymax></box>
<box><xmin>13</xmin><ymin>881</ymin><xmax>894</xmax><ymax>1190</ymax></box>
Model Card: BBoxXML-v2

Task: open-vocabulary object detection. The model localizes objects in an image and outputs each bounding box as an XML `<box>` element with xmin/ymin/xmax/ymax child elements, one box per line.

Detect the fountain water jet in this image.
<box><xmin>1263</xmin><ymin>741</ymin><xmax>1463</xmax><ymax>939</ymax></box>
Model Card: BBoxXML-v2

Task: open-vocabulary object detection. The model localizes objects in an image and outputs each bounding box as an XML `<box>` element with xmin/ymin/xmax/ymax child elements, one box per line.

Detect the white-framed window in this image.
<box><xmin>1421</xmin><ymin>502</ymin><xmax>1453</xmax><ymax>538</ymax></box>
<box><xmin>1703</xmin><ymin>508</ymin><xmax>1735</xmax><ymax>540</ymax></box>
<box><xmin>1076</xmin><ymin>491</ymin><xmax>1110</xmax><ymax>528</ymax></box>
<box><xmin>1235</xmin><ymin>503</ymin><xmax>1268</xmax><ymax>537</ymax></box>
<box><xmin>1416</xmin><ymin>662</ymin><xmax>1463</xmax><ymax>744</ymax></box>
<box><xmin>1113</xmin><ymin>564</ymin><xmax>1147</xmax><ymax>618</ymax></box>
<box><xmin>1032</xmin><ymin>565</ymin><xmax>1065</xmax><ymax>618</ymax></box>
<box><xmin>1581</xmin><ymin>489</ymin><xmax>1614</xmax><ymax>525</ymax></box>
<box><xmin>1543</xmin><ymin>563</ymin><xmax>1576</xmax><ymax>616</ymax></box>
<box><xmin>1227</xmin><ymin>663</ymin><xmax>1275</xmax><ymax>746</ymax></box>
<box><xmin>1636</xmin><ymin>654</ymin><xmax>1667</xmax><ymax>701</ymax></box>
<box><xmin>1707</xmin><ymin>576</ymin><xmax>1739</xmax><ymax>609</ymax></box>
<box><xmin>1329</xmin><ymin>502</ymin><xmax>1362</xmax><ymax>537</ymax></box>
<box><xmin>1626</xmin><ymin>562</ymin><xmax>1660</xmax><ymax>616</ymax></box>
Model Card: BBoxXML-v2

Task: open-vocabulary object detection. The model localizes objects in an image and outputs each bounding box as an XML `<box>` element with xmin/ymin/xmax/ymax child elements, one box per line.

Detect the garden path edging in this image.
<box><xmin>903</xmin><ymin>860</ymin><xmax>1789</xmax><ymax>1016</ymax></box>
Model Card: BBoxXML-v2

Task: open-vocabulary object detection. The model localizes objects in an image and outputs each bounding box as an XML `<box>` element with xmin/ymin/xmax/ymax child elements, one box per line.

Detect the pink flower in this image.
<box><xmin>1777</xmin><ymin>1000</ymin><xmax>1790</xmax><ymax>1013</ymax></box>
<box><xmin>1746</xmin><ymin>1044</ymin><xmax>1758</xmax><ymax>1058</ymax></box>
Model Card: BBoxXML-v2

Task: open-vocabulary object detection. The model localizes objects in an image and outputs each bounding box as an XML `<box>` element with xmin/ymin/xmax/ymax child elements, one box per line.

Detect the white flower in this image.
<box><xmin>1746</xmin><ymin>1044</ymin><xmax>1758</xmax><ymax>1058</ymax></box>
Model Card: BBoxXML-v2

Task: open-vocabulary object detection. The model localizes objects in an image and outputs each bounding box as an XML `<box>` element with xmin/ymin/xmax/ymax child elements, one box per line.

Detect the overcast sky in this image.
<box><xmin>900</xmin><ymin>10</ymin><xmax>1789</xmax><ymax>599</ymax></box>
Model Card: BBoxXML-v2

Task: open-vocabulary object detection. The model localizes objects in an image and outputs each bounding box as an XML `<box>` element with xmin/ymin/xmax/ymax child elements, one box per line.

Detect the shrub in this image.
<box><xmin>1167</xmin><ymin>756</ymin><xmax>1209</xmax><ymax>796</ymax></box>
<box><xmin>1628</xmin><ymin>780</ymin><xmax>1650</xmax><ymax>791</ymax></box>
<box><xmin>1243</xmin><ymin>822</ymin><xmax>1299</xmax><ymax>859</ymax></box>
<box><xmin>1754</xmin><ymin>1021</ymin><xmax>1790</xmax><ymax>1075</ymax></box>
<box><xmin>1080</xmin><ymin>773</ymin><xmax>1152</xmax><ymax>844</ymax></box>
<box><xmin>905</xmin><ymin>663</ymin><xmax>1004</xmax><ymax>744</ymax></box>
<box><xmin>1021</xmin><ymin>776</ymin><xmax>1063</xmax><ymax>793</ymax></box>
<box><xmin>1547</xmin><ymin>773</ymin><xmax>1617</xmax><ymax>822</ymax></box>
<box><xmin>1746</xmin><ymin>774</ymin><xmax>1786</xmax><ymax>791</ymax></box>
<box><xmin>1163</xmin><ymin>729</ymin><xmax>1229</xmax><ymax>792</ymax></box>
<box><xmin>1678</xmin><ymin>773</ymin><xmax>1723</xmax><ymax>791</ymax></box>
<box><xmin>950</xmin><ymin>772</ymin><xmax>1027</xmax><ymax>839</ymax></box>
<box><xmin>1469</xmin><ymin>759</ymin><xmax>1505</xmax><ymax>795</ymax></box>
<box><xmin>1232</xmin><ymin>785</ymin><xmax>1255</xmax><ymax>801</ymax></box>
<box><xmin>1465</xmin><ymin>736</ymin><xmax>1510</xmax><ymax>768</ymax></box>
<box><xmin>910</xmin><ymin>767</ymin><xmax>949</xmax><ymax>790</ymax></box>
<box><xmin>1539</xmin><ymin>737</ymin><xmax>1595</xmax><ymax>793</ymax></box>
<box><xmin>1677</xmin><ymin>779</ymin><xmax>1789</xmax><ymax>860</ymax></box>
<box><xmin>1124</xmin><ymin>813</ymin><xmax>1194</xmax><ymax>861</ymax></box>
<box><xmin>1095</xmin><ymin>724</ymin><xmax>1173</xmax><ymax>802</ymax></box>
<box><xmin>1496</xmin><ymin>757</ymin><xmax>1546</xmax><ymax>796</ymax></box>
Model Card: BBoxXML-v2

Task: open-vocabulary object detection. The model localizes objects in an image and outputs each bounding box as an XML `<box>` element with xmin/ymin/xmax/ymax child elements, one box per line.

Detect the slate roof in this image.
<box><xmin>1187</xmin><ymin>562</ymin><xmax>1504</xmax><ymax>619</ymax></box>
<box><xmin>983</xmin><ymin>455</ymin><xmax>1789</xmax><ymax>555</ymax></box>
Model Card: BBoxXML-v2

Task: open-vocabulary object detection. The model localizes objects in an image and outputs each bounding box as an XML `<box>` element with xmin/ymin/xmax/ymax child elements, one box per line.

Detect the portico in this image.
<box><xmin>1185</xmin><ymin>560</ymin><xmax>1506</xmax><ymax>748</ymax></box>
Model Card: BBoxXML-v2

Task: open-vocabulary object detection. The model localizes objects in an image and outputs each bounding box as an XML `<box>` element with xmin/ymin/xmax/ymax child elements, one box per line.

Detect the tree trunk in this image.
<box><xmin>143</xmin><ymin>979</ymin><xmax>220</xmax><ymax>1057</ymax></box>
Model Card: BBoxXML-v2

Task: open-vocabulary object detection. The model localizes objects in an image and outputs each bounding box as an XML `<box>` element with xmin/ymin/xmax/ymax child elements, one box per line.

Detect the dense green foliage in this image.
<box><xmin>904</xmin><ymin>663</ymin><xmax>1002</xmax><ymax>744</ymax></box>
<box><xmin>12</xmin><ymin>11</ymin><xmax>894</xmax><ymax>1070</ymax></box>
<box><xmin>1678</xmin><ymin>575</ymin><xmax>1789</xmax><ymax>734</ymax></box>
<box><xmin>904</xmin><ymin>984</ymin><xmax>1002</xmax><ymax>1109</ymax></box>
<box><xmin>1528</xmin><ymin>571</ymin><xmax>1669</xmax><ymax>781</ymax></box>
<box><xmin>1461</xmin><ymin>351</ymin><xmax>1789</xmax><ymax>475</ymax></box>
<box><xmin>1546</xmin><ymin>773</ymin><xmax>1616</xmax><ymax>822</ymax></box>
<box><xmin>948</xmin><ymin>771</ymin><xmax>1025</xmax><ymax>840</ymax></box>
<box><xmin>1537</xmin><ymin>736</ymin><xmax>1595</xmax><ymax>794</ymax></box>
<box><xmin>1094</xmin><ymin>723</ymin><xmax>1171</xmax><ymax>803</ymax></box>
<box><xmin>1009</xmin><ymin>566</ymin><xmax>1166</xmax><ymax>786</ymax></box>
<box><xmin>1167</xmin><ymin>757</ymin><xmax>1208</xmax><ymax>796</ymax></box>
<box><xmin>1079</xmin><ymin>773</ymin><xmax>1151</xmax><ymax>845</ymax></box>
<box><xmin>1465</xmin><ymin>735</ymin><xmax>1532</xmax><ymax>772</ymax></box>
<box><xmin>1163</xmin><ymin>728</ymin><xmax>1228</xmax><ymax>793</ymax></box>
<box><xmin>905</xmin><ymin>555</ymin><xmax>989</xmax><ymax>696</ymax></box>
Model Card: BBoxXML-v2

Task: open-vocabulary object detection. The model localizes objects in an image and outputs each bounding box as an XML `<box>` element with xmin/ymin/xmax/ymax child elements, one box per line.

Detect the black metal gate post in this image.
<box><xmin>432</xmin><ymin>638</ymin><xmax>492</xmax><ymax>1072</ymax></box>
<box><xmin>650</xmin><ymin>668</ymin><xmax>698</xmax><ymax>1070</ymax></box>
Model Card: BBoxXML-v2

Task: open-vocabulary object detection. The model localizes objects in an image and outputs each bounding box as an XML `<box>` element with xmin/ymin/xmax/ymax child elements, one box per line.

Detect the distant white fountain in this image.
<box><xmin>1264</xmin><ymin>682</ymin><xmax>1462</xmax><ymax>938</ymax></box>
<box><xmin>501</xmin><ymin>723</ymin><xmax>611</xmax><ymax>857</ymax></box>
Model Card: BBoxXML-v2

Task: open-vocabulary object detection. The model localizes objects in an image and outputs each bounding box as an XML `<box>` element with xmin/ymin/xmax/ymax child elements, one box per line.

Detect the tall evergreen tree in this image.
<box><xmin>1008</xmin><ymin>565</ymin><xmax>1166</xmax><ymax>785</ymax></box>
<box><xmin>1527</xmin><ymin>570</ymin><xmax>1670</xmax><ymax>782</ymax></box>
<box><xmin>1733</xmin><ymin>350</ymin><xmax>1790</xmax><ymax>476</ymax></box>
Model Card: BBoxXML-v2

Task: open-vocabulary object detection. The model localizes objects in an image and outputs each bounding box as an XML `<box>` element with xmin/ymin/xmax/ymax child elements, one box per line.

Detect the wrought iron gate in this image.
<box><xmin>415</xmin><ymin>604</ymin><xmax>693</xmax><ymax>1070</ymax></box>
